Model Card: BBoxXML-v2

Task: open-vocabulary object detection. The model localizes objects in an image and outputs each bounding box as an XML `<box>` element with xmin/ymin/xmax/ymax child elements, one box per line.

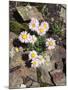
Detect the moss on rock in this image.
<box><xmin>10</xmin><ymin>21</ymin><xmax>29</xmax><ymax>35</ymax></box>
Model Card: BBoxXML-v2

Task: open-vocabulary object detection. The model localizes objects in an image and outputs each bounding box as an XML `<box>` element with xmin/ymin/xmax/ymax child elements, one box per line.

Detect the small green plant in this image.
<box><xmin>52</xmin><ymin>22</ymin><xmax>61</xmax><ymax>35</ymax></box>
<box><xmin>28</xmin><ymin>36</ymin><xmax>45</xmax><ymax>53</ymax></box>
<box><xmin>13</xmin><ymin>18</ymin><xmax>56</xmax><ymax>68</ymax></box>
<box><xmin>34</xmin><ymin>36</ymin><xmax>45</xmax><ymax>53</ymax></box>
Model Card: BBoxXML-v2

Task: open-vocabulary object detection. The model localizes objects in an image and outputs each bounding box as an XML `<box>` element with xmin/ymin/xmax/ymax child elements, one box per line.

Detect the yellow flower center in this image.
<box><xmin>15</xmin><ymin>47</ymin><xmax>19</xmax><ymax>52</ymax></box>
<box><xmin>32</xmin><ymin>23</ymin><xmax>35</xmax><ymax>28</ymax></box>
<box><xmin>31</xmin><ymin>53</ymin><xmax>36</xmax><ymax>58</ymax></box>
<box><xmin>43</xmin><ymin>23</ymin><xmax>47</xmax><ymax>28</ymax></box>
<box><xmin>32</xmin><ymin>61</ymin><xmax>37</xmax><ymax>65</ymax></box>
<box><xmin>22</xmin><ymin>34</ymin><xmax>28</xmax><ymax>39</ymax></box>
<box><xmin>39</xmin><ymin>28</ymin><xmax>44</xmax><ymax>33</ymax></box>
<box><xmin>48</xmin><ymin>41</ymin><xmax>53</xmax><ymax>46</ymax></box>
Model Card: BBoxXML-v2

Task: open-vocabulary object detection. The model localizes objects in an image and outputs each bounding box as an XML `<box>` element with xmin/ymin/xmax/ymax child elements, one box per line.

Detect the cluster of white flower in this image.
<box><xmin>29</xmin><ymin>18</ymin><xmax>49</xmax><ymax>36</ymax></box>
<box><xmin>18</xmin><ymin>31</ymin><xmax>37</xmax><ymax>44</ymax></box>
<box><xmin>18</xmin><ymin>18</ymin><xmax>56</xmax><ymax>68</ymax></box>
<box><xmin>29</xmin><ymin>50</ymin><xmax>45</xmax><ymax>68</ymax></box>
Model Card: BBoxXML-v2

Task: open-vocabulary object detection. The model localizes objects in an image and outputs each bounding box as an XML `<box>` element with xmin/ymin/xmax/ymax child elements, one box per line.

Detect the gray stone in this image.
<box><xmin>9</xmin><ymin>32</ymin><xmax>24</xmax><ymax>69</ymax></box>
<box><xmin>16</xmin><ymin>67</ymin><xmax>37</xmax><ymax>84</ymax></box>
<box><xmin>59</xmin><ymin>6</ymin><xmax>66</xmax><ymax>23</ymax></box>
<box><xmin>9</xmin><ymin>32</ymin><xmax>18</xmax><ymax>59</ymax></box>
<box><xmin>48</xmin><ymin>45</ymin><xmax>66</xmax><ymax>62</ymax></box>
<box><xmin>40</xmin><ymin>66</ymin><xmax>53</xmax><ymax>85</ymax></box>
<box><xmin>27</xmin><ymin>68</ymin><xmax>38</xmax><ymax>82</ymax></box>
<box><xmin>42</xmin><ymin>52</ymin><xmax>55</xmax><ymax>71</ymax></box>
<box><xmin>55</xmin><ymin>60</ymin><xmax>63</xmax><ymax>70</ymax></box>
<box><xmin>9</xmin><ymin>47</ymin><xmax>16</xmax><ymax>59</ymax></box>
<box><xmin>9</xmin><ymin>71</ymin><xmax>23</xmax><ymax>89</ymax></box>
<box><xmin>26</xmin><ymin>80</ymin><xmax>33</xmax><ymax>88</ymax></box>
<box><xmin>50</xmin><ymin>69</ymin><xmax>66</xmax><ymax>86</ymax></box>
<box><xmin>31</xmin><ymin>82</ymin><xmax>40</xmax><ymax>87</ymax></box>
<box><xmin>9</xmin><ymin>52</ymin><xmax>24</xmax><ymax>69</ymax></box>
<box><xmin>9</xmin><ymin>32</ymin><xmax>17</xmax><ymax>50</ymax></box>
<box><xmin>39</xmin><ymin>45</ymin><xmax>65</xmax><ymax>85</ymax></box>
<box><xmin>16</xmin><ymin>5</ymin><xmax>43</xmax><ymax>21</ymax></box>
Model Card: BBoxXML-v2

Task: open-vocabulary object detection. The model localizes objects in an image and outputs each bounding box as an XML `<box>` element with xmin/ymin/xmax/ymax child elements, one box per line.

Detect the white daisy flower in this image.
<box><xmin>18</xmin><ymin>31</ymin><xmax>30</xmax><ymax>43</ymax></box>
<box><xmin>29</xmin><ymin>50</ymin><xmax>38</xmax><ymax>60</ymax></box>
<box><xmin>30</xmin><ymin>35</ymin><xmax>37</xmax><ymax>44</ymax></box>
<box><xmin>31</xmin><ymin>59</ymin><xmax>39</xmax><ymax>68</ymax></box>
<box><xmin>40</xmin><ymin>21</ymin><xmax>49</xmax><ymax>31</ymax></box>
<box><xmin>46</xmin><ymin>38</ymin><xmax>56</xmax><ymax>50</ymax></box>
<box><xmin>37</xmin><ymin>26</ymin><xmax>46</xmax><ymax>36</ymax></box>
<box><xmin>29</xmin><ymin>18</ymin><xmax>39</xmax><ymax>31</ymax></box>
<box><xmin>31</xmin><ymin>55</ymin><xmax>45</xmax><ymax>68</ymax></box>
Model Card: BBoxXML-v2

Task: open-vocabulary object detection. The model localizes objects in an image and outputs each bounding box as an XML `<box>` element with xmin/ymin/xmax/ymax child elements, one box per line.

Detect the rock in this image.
<box><xmin>9</xmin><ymin>66</ymin><xmax>38</xmax><ymax>88</ymax></box>
<box><xmin>59</xmin><ymin>46</ymin><xmax>66</xmax><ymax>58</ymax></box>
<box><xmin>9</xmin><ymin>32</ymin><xmax>25</xmax><ymax>69</ymax></box>
<box><xmin>9</xmin><ymin>32</ymin><xmax>17</xmax><ymax>50</ymax></box>
<box><xmin>38</xmin><ymin>53</ymin><xmax>55</xmax><ymax>85</ymax></box>
<box><xmin>9</xmin><ymin>32</ymin><xmax>18</xmax><ymax>59</ymax></box>
<box><xmin>9</xmin><ymin>32</ymin><xmax>24</xmax><ymax>69</ymax></box>
<box><xmin>47</xmin><ymin>45</ymin><xmax>66</xmax><ymax>62</ymax></box>
<box><xmin>16</xmin><ymin>5</ymin><xmax>43</xmax><ymax>21</ymax></box>
<box><xmin>45</xmin><ymin>54</ymin><xmax>55</xmax><ymax>71</ymax></box>
<box><xmin>9</xmin><ymin>47</ymin><xmax>16</xmax><ymax>59</ymax></box>
<box><xmin>45</xmin><ymin>45</ymin><xmax>65</xmax><ymax>74</ymax></box>
<box><xmin>28</xmin><ymin>68</ymin><xmax>38</xmax><ymax>82</ymax></box>
<box><xmin>40</xmin><ymin>45</ymin><xmax>65</xmax><ymax>85</ymax></box>
<box><xmin>55</xmin><ymin>60</ymin><xmax>63</xmax><ymax>70</ymax></box>
<box><xmin>9</xmin><ymin>52</ymin><xmax>24</xmax><ymax>69</ymax></box>
<box><xmin>39</xmin><ymin>66</ymin><xmax>53</xmax><ymax>85</ymax></box>
<box><xmin>31</xmin><ymin>82</ymin><xmax>40</xmax><ymax>87</ymax></box>
<box><xmin>9</xmin><ymin>71</ymin><xmax>23</xmax><ymax>89</ymax></box>
<box><xmin>42</xmin><ymin>52</ymin><xmax>55</xmax><ymax>71</ymax></box>
<box><xmin>14</xmin><ymin>66</ymin><xmax>38</xmax><ymax>85</ymax></box>
<box><xmin>50</xmin><ymin>69</ymin><xmax>66</xmax><ymax>86</ymax></box>
<box><xmin>59</xmin><ymin>6</ymin><xmax>66</xmax><ymax>23</ymax></box>
<box><xmin>9</xmin><ymin>66</ymin><xmax>30</xmax><ymax>88</ymax></box>
<box><xmin>26</xmin><ymin>80</ymin><xmax>33</xmax><ymax>88</ymax></box>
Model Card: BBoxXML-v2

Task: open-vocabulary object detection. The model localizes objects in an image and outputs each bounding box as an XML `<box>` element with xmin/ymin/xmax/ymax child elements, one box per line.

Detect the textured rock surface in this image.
<box><xmin>9</xmin><ymin>1</ymin><xmax>66</xmax><ymax>88</ymax></box>
<box><xmin>9</xmin><ymin>71</ymin><xmax>23</xmax><ymax>89</ymax></box>
<box><xmin>40</xmin><ymin>67</ymin><xmax>53</xmax><ymax>85</ymax></box>
<box><xmin>9</xmin><ymin>52</ymin><xmax>23</xmax><ymax>69</ymax></box>
<box><xmin>9</xmin><ymin>32</ymin><xmax>17</xmax><ymax>50</ymax></box>
<box><xmin>9</xmin><ymin>65</ymin><xmax>39</xmax><ymax>88</ymax></box>
<box><xmin>50</xmin><ymin>69</ymin><xmax>66</xmax><ymax>86</ymax></box>
<box><xmin>16</xmin><ymin>5</ymin><xmax>43</xmax><ymax>21</ymax></box>
<box><xmin>59</xmin><ymin>5</ymin><xmax>66</xmax><ymax>23</ymax></box>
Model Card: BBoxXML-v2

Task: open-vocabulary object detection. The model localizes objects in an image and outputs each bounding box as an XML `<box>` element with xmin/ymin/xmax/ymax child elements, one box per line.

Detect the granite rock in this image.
<box><xmin>50</xmin><ymin>69</ymin><xmax>66</xmax><ymax>86</ymax></box>
<box><xmin>16</xmin><ymin>5</ymin><xmax>43</xmax><ymax>21</ymax></box>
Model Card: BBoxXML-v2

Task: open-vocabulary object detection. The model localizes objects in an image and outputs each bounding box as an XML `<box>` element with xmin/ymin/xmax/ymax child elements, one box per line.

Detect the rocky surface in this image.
<box><xmin>50</xmin><ymin>69</ymin><xmax>66</xmax><ymax>86</ymax></box>
<box><xmin>9</xmin><ymin>1</ymin><xmax>66</xmax><ymax>88</ymax></box>
<box><xmin>16</xmin><ymin>5</ymin><xmax>43</xmax><ymax>21</ymax></box>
